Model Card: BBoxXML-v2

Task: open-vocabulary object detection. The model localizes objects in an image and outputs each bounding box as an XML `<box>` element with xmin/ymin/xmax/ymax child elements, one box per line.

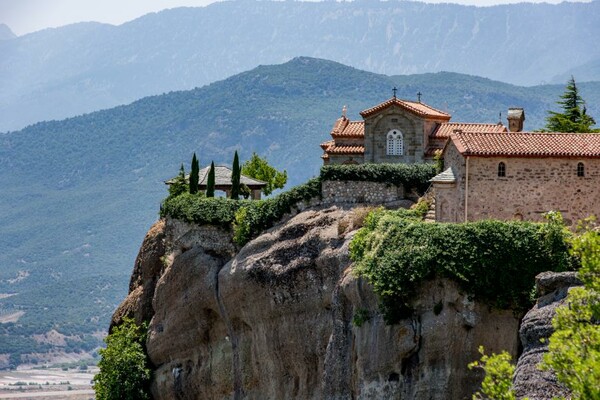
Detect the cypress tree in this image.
<box><xmin>231</xmin><ymin>151</ymin><xmax>241</xmax><ymax>200</ymax></box>
<box><xmin>189</xmin><ymin>153</ymin><xmax>199</xmax><ymax>194</ymax></box>
<box><xmin>206</xmin><ymin>161</ymin><xmax>216</xmax><ymax>197</ymax></box>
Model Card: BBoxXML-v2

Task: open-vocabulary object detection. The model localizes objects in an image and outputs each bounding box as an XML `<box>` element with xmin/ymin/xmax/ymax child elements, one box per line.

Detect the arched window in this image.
<box><xmin>386</xmin><ymin>130</ymin><xmax>403</xmax><ymax>156</ymax></box>
<box><xmin>577</xmin><ymin>162</ymin><xmax>585</xmax><ymax>177</ymax></box>
<box><xmin>498</xmin><ymin>162</ymin><xmax>506</xmax><ymax>177</ymax></box>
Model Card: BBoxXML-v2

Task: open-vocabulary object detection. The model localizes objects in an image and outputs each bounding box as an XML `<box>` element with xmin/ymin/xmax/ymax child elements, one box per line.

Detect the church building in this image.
<box><xmin>320</xmin><ymin>94</ymin><xmax>600</xmax><ymax>226</ymax></box>
<box><xmin>320</xmin><ymin>93</ymin><xmax>510</xmax><ymax>165</ymax></box>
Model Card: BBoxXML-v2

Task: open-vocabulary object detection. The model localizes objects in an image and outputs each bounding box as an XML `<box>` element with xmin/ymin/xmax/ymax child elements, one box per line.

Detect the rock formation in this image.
<box><xmin>513</xmin><ymin>271</ymin><xmax>582</xmax><ymax>400</ymax></box>
<box><xmin>113</xmin><ymin>205</ymin><xmax>533</xmax><ymax>399</ymax></box>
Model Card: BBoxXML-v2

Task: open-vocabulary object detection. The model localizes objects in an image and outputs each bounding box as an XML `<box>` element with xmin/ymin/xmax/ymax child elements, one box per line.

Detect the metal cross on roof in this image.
<box><xmin>392</xmin><ymin>87</ymin><xmax>397</xmax><ymax>98</ymax></box>
<box><xmin>417</xmin><ymin>91</ymin><xmax>422</xmax><ymax>102</ymax></box>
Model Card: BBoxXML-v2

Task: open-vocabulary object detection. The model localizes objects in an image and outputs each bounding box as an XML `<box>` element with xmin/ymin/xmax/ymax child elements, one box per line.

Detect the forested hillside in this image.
<box><xmin>1</xmin><ymin>0</ymin><xmax>600</xmax><ymax>131</ymax></box>
<box><xmin>0</xmin><ymin>57</ymin><xmax>599</xmax><ymax>365</ymax></box>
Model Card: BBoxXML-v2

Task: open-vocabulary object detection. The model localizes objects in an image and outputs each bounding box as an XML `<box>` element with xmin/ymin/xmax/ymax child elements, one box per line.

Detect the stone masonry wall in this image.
<box><xmin>321</xmin><ymin>180</ymin><xmax>407</xmax><ymax>204</ymax></box>
<box><xmin>434</xmin><ymin>141</ymin><xmax>466</xmax><ymax>223</ymax></box>
<box><xmin>364</xmin><ymin>105</ymin><xmax>425</xmax><ymax>164</ymax></box>
<box><xmin>467</xmin><ymin>156</ymin><xmax>600</xmax><ymax>225</ymax></box>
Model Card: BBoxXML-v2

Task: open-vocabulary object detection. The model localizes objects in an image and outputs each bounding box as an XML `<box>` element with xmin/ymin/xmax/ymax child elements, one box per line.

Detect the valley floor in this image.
<box><xmin>0</xmin><ymin>367</ymin><xmax>96</xmax><ymax>399</ymax></box>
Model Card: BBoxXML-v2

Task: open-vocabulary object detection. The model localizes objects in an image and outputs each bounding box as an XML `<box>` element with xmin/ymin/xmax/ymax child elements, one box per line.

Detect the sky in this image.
<box><xmin>0</xmin><ymin>0</ymin><xmax>593</xmax><ymax>36</ymax></box>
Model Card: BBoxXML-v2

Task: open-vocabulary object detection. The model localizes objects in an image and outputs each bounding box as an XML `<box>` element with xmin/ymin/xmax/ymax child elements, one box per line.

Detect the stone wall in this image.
<box><xmin>467</xmin><ymin>156</ymin><xmax>600</xmax><ymax>225</ymax></box>
<box><xmin>364</xmin><ymin>105</ymin><xmax>426</xmax><ymax>164</ymax></box>
<box><xmin>435</xmin><ymin>141</ymin><xmax>600</xmax><ymax>225</ymax></box>
<box><xmin>433</xmin><ymin>142</ymin><xmax>466</xmax><ymax>223</ymax></box>
<box><xmin>321</xmin><ymin>180</ymin><xmax>408</xmax><ymax>204</ymax></box>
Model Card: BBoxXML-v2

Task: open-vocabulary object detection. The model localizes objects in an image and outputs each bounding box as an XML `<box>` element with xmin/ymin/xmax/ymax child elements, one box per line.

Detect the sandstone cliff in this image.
<box><xmin>113</xmin><ymin>204</ymin><xmax>538</xmax><ymax>399</ymax></box>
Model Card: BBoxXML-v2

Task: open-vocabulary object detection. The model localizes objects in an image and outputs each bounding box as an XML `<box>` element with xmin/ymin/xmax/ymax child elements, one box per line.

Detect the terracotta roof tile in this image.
<box><xmin>360</xmin><ymin>97</ymin><xmax>451</xmax><ymax>120</ymax></box>
<box><xmin>431</xmin><ymin>122</ymin><xmax>507</xmax><ymax>139</ymax></box>
<box><xmin>324</xmin><ymin>144</ymin><xmax>365</xmax><ymax>155</ymax></box>
<box><xmin>320</xmin><ymin>139</ymin><xmax>334</xmax><ymax>151</ymax></box>
<box><xmin>451</xmin><ymin>132</ymin><xmax>600</xmax><ymax>158</ymax></box>
<box><xmin>330</xmin><ymin>117</ymin><xmax>349</xmax><ymax>136</ymax></box>
<box><xmin>332</xmin><ymin>121</ymin><xmax>365</xmax><ymax>138</ymax></box>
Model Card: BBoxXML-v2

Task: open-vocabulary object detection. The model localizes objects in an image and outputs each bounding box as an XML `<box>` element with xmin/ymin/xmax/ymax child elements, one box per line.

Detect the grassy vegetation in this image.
<box><xmin>350</xmin><ymin>210</ymin><xmax>576</xmax><ymax>323</ymax></box>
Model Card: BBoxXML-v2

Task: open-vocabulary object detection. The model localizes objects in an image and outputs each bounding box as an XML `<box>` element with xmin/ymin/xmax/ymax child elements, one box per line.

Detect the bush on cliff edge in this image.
<box><xmin>350</xmin><ymin>210</ymin><xmax>576</xmax><ymax>323</ymax></box>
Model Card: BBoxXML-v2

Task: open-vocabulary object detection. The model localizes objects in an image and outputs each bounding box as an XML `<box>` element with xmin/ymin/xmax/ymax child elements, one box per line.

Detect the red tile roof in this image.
<box><xmin>360</xmin><ymin>97</ymin><xmax>451</xmax><ymax>120</ymax></box>
<box><xmin>320</xmin><ymin>139</ymin><xmax>334</xmax><ymax>151</ymax></box>
<box><xmin>431</xmin><ymin>122</ymin><xmax>507</xmax><ymax>139</ymax></box>
<box><xmin>330</xmin><ymin>117</ymin><xmax>349</xmax><ymax>136</ymax></box>
<box><xmin>331</xmin><ymin>120</ymin><xmax>365</xmax><ymax>138</ymax></box>
<box><xmin>451</xmin><ymin>132</ymin><xmax>600</xmax><ymax>158</ymax></box>
<box><xmin>323</xmin><ymin>143</ymin><xmax>365</xmax><ymax>155</ymax></box>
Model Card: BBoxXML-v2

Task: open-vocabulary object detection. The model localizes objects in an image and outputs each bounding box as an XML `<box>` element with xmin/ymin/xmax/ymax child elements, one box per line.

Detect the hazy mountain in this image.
<box><xmin>1</xmin><ymin>57</ymin><xmax>599</xmax><ymax>365</ymax></box>
<box><xmin>0</xmin><ymin>24</ymin><xmax>15</xmax><ymax>41</ymax></box>
<box><xmin>1</xmin><ymin>0</ymin><xmax>600</xmax><ymax>132</ymax></box>
<box><xmin>553</xmin><ymin>56</ymin><xmax>600</xmax><ymax>84</ymax></box>
<box><xmin>0</xmin><ymin>24</ymin><xmax>14</xmax><ymax>41</ymax></box>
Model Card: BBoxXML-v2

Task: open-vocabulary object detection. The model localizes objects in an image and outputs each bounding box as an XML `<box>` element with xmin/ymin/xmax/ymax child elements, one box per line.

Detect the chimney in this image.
<box><xmin>507</xmin><ymin>108</ymin><xmax>525</xmax><ymax>132</ymax></box>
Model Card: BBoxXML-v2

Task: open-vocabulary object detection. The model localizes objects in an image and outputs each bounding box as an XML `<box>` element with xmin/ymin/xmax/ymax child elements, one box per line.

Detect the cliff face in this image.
<box><xmin>113</xmin><ymin>205</ymin><xmax>522</xmax><ymax>399</ymax></box>
<box><xmin>513</xmin><ymin>272</ymin><xmax>582</xmax><ymax>400</ymax></box>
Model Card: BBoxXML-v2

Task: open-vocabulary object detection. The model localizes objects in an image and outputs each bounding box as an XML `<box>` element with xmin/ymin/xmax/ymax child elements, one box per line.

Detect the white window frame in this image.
<box><xmin>386</xmin><ymin>130</ymin><xmax>403</xmax><ymax>156</ymax></box>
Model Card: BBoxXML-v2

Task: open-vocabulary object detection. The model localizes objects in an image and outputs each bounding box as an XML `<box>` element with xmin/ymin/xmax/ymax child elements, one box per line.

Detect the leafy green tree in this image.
<box><xmin>206</xmin><ymin>161</ymin><xmax>216</xmax><ymax>197</ymax></box>
<box><xmin>189</xmin><ymin>153</ymin><xmax>200</xmax><ymax>194</ymax></box>
<box><xmin>542</xmin><ymin>219</ymin><xmax>600</xmax><ymax>399</ymax></box>
<box><xmin>545</xmin><ymin>76</ymin><xmax>598</xmax><ymax>132</ymax></box>
<box><xmin>468</xmin><ymin>346</ymin><xmax>518</xmax><ymax>400</ymax></box>
<box><xmin>241</xmin><ymin>152</ymin><xmax>288</xmax><ymax>196</ymax></box>
<box><xmin>93</xmin><ymin>318</ymin><xmax>151</xmax><ymax>400</ymax></box>
<box><xmin>231</xmin><ymin>151</ymin><xmax>241</xmax><ymax>200</ymax></box>
<box><xmin>168</xmin><ymin>164</ymin><xmax>188</xmax><ymax>198</ymax></box>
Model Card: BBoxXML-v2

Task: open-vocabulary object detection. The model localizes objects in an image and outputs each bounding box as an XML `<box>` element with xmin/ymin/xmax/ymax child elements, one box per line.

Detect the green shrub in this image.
<box><xmin>160</xmin><ymin>194</ymin><xmax>248</xmax><ymax>228</ymax></box>
<box><xmin>351</xmin><ymin>209</ymin><xmax>575</xmax><ymax>323</ymax></box>
<box><xmin>468</xmin><ymin>346</ymin><xmax>517</xmax><ymax>400</ymax></box>
<box><xmin>93</xmin><ymin>318</ymin><xmax>151</xmax><ymax>400</ymax></box>
<box><xmin>233</xmin><ymin>178</ymin><xmax>322</xmax><ymax>245</ymax></box>
<box><xmin>541</xmin><ymin>222</ymin><xmax>600</xmax><ymax>400</ymax></box>
<box><xmin>320</xmin><ymin>163</ymin><xmax>437</xmax><ymax>194</ymax></box>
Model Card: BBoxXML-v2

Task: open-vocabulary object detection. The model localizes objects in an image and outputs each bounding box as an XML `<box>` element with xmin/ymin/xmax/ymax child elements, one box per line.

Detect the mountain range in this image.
<box><xmin>1</xmin><ymin>0</ymin><xmax>600</xmax><ymax>132</ymax></box>
<box><xmin>1</xmin><ymin>57</ymin><xmax>599</xmax><ymax>365</ymax></box>
<box><xmin>0</xmin><ymin>24</ymin><xmax>15</xmax><ymax>41</ymax></box>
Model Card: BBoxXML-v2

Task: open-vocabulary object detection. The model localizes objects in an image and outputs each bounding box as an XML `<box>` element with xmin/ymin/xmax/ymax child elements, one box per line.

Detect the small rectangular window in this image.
<box><xmin>577</xmin><ymin>162</ymin><xmax>585</xmax><ymax>177</ymax></box>
<box><xmin>498</xmin><ymin>162</ymin><xmax>506</xmax><ymax>177</ymax></box>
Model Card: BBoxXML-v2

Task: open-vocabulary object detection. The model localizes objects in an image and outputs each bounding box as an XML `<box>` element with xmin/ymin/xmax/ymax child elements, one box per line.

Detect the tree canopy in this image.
<box><xmin>168</xmin><ymin>164</ymin><xmax>188</xmax><ymax>198</ymax></box>
<box><xmin>93</xmin><ymin>318</ymin><xmax>151</xmax><ymax>400</ymax></box>
<box><xmin>241</xmin><ymin>152</ymin><xmax>288</xmax><ymax>196</ymax></box>
<box><xmin>542</xmin><ymin>219</ymin><xmax>600</xmax><ymax>399</ymax></box>
<box><xmin>545</xmin><ymin>76</ymin><xmax>598</xmax><ymax>132</ymax></box>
